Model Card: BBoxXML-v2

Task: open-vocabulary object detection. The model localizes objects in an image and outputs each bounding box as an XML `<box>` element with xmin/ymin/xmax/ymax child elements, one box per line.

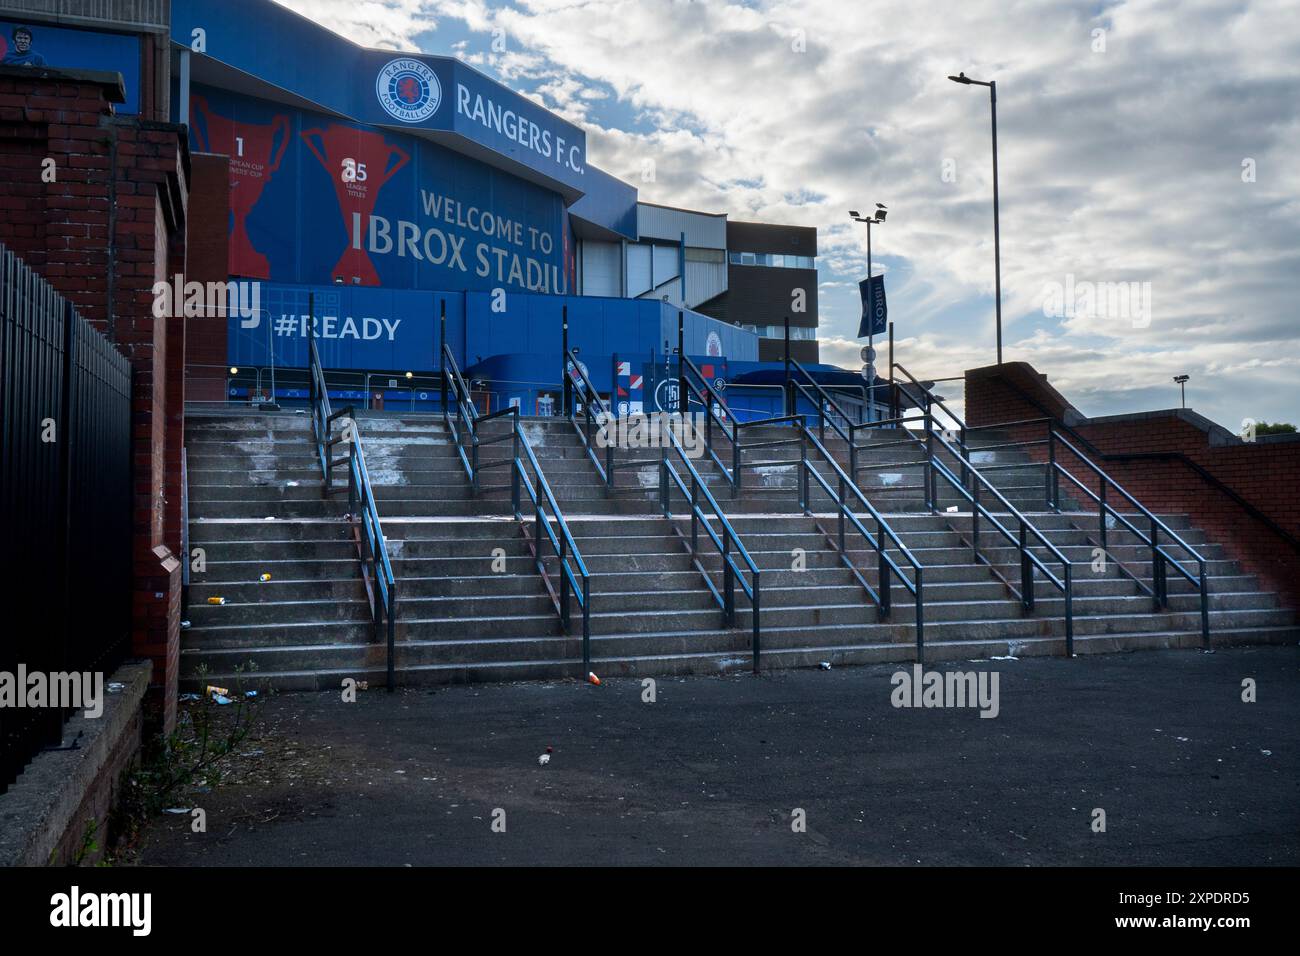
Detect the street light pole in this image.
<box><xmin>990</xmin><ymin>80</ymin><xmax>1002</xmax><ymax>366</ymax></box>
<box><xmin>866</xmin><ymin>217</ymin><xmax>872</xmax><ymax>282</ymax></box>
<box><xmin>949</xmin><ymin>71</ymin><xmax>1003</xmax><ymax>364</ymax></box>
<box><xmin>850</xmin><ymin>204</ymin><xmax>889</xmax><ymax>420</ymax></box>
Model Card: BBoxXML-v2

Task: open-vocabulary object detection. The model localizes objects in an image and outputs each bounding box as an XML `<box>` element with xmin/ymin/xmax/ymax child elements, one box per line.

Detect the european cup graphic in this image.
<box><xmin>190</xmin><ymin>95</ymin><xmax>290</xmax><ymax>279</ymax></box>
<box><xmin>301</xmin><ymin>124</ymin><xmax>410</xmax><ymax>286</ymax></box>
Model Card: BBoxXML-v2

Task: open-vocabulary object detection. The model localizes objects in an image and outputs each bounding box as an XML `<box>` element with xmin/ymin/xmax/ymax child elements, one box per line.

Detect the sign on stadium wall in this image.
<box><xmin>0</xmin><ymin>18</ymin><xmax>140</xmax><ymax>114</ymax></box>
<box><xmin>189</xmin><ymin>84</ymin><xmax>567</xmax><ymax>294</ymax></box>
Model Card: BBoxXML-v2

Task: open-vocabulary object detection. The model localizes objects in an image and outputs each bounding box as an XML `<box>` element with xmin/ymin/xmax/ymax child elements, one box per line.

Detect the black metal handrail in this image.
<box><xmin>795</xmin><ymin>422</ymin><xmax>928</xmax><ymax>661</ymax></box>
<box><xmin>888</xmin><ymin>364</ymin><xmax>1076</xmax><ymax>648</ymax></box>
<box><xmin>932</xmin><ymin>426</ymin><xmax>1074</xmax><ymax>649</ymax></box>
<box><xmin>789</xmin><ymin>358</ymin><xmax>856</xmax><ymax>437</ymax></box>
<box><xmin>983</xmin><ymin>372</ymin><xmax>1300</xmax><ymax>559</ymax></box>
<box><xmin>679</xmin><ymin>353</ymin><xmax>743</xmax><ymax>486</ymax></box>
<box><xmin>180</xmin><ymin>446</ymin><xmax>190</xmax><ymax>619</ymax></box>
<box><xmin>789</xmin><ymin>357</ymin><xmax>900</xmax><ymax>490</ymax></box>
<box><xmin>727</xmin><ymin>413</ymin><xmax>808</xmax><ymax>492</ymax></box>
<box><xmin>671</xmin><ymin>362</ymin><xmax>928</xmax><ymax>660</ymax></box>
<box><xmin>658</xmin><ymin>418</ymin><xmax>763</xmax><ymax>672</ymax></box>
<box><xmin>441</xmin><ymin>339</ymin><xmax>593</xmax><ymax>673</ymax></box>
<box><xmin>562</xmin><ymin>346</ymin><xmax>617</xmax><ymax>492</ymax></box>
<box><xmin>1051</xmin><ymin>429</ymin><xmax>1208</xmax><ymax>636</ymax></box>
<box><xmin>892</xmin><ymin>362</ymin><xmax>1208</xmax><ymax>645</ymax></box>
<box><xmin>308</xmin><ymin>327</ymin><xmax>398</xmax><ymax>688</ymax></box>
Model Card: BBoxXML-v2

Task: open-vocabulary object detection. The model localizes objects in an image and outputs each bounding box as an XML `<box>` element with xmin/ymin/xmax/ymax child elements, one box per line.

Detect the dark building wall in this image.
<box><xmin>701</xmin><ymin>218</ymin><xmax>819</xmax><ymax>361</ymax></box>
<box><xmin>726</xmin><ymin>219</ymin><xmax>816</xmax><ymax>258</ymax></box>
<box><xmin>702</xmin><ymin>266</ymin><xmax>819</xmax><ymax>329</ymax></box>
<box><xmin>759</xmin><ymin>337</ymin><xmax>818</xmax><ymax>363</ymax></box>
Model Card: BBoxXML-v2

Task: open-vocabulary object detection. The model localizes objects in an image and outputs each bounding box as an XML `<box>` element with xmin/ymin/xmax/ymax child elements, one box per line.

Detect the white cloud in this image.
<box><xmin>279</xmin><ymin>0</ymin><xmax>1300</xmax><ymax>428</ymax></box>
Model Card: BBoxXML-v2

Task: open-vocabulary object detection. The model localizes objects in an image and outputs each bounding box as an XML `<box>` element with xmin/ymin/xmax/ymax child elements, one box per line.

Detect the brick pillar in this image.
<box><xmin>111</xmin><ymin>118</ymin><xmax>190</xmax><ymax>734</ymax></box>
<box><xmin>185</xmin><ymin>152</ymin><xmax>233</xmax><ymax>404</ymax></box>
<box><xmin>0</xmin><ymin>66</ymin><xmax>189</xmax><ymax>734</ymax></box>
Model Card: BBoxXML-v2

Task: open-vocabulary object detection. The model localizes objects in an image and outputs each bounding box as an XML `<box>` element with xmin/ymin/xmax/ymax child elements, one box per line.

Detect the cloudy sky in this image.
<box><xmin>281</xmin><ymin>0</ymin><xmax>1299</xmax><ymax>429</ymax></box>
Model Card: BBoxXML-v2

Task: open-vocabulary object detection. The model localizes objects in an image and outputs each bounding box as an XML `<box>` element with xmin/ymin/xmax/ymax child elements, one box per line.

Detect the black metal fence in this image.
<box><xmin>1</xmin><ymin>244</ymin><xmax>133</xmax><ymax>795</ymax></box>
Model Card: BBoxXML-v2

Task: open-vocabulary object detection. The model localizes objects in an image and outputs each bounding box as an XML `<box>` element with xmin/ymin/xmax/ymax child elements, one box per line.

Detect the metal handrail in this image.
<box><xmin>891</xmin><ymin>361</ymin><xmax>1208</xmax><ymax>646</ymax></box>
<box><xmin>658</xmin><ymin>418</ymin><xmax>762</xmax><ymax>672</ymax></box>
<box><xmin>670</xmin><ymin>362</ymin><xmax>927</xmax><ymax>660</ymax></box>
<box><xmin>893</xmin><ymin>364</ymin><xmax>1205</xmax><ymax>572</ymax></box>
<box><xmin>563</xmin><ymin>347</ymin><xmax>615</xmax><ymax>491</ymax></box>
<box><xmin>987</xmin><ymin>375</ymin><xmax>1300</xmax><ymax>559</ymax></box>
<box><xmin>1050</xmin><ymin>430</ymin><xmax>1208</xmax><ymax>631</ymax></box>
<box><xmin>888</xmin><ymin>362</ymin><xmax>1076</xmax><ymax>647</ymax></box>
<box><xmin>788</xmin><ymin>358</ymin><xmax>893</xmax><ymax>487</ymax></box>
<box><xmin>789</xmin><ymin>357</ymin><xmax>857</xmax><ymax>437</ymax></box>
<box><xmin>795</xmin><ymin>422</ymin><xmax>928</xmax><ymax>661</ymax></box>
<box><xmin>308</xmin><ymin>326</ymin><xmax>398</xmax><ymax>688</ymax></box>
<box><xmin>717</xmin><ymin>412</ymin><xmax>807</xmax><ymax>491</ymax></box>
<box><xmin>442</xmin><ymin>334</ymin><xmax>593</xmax><ymax>673</ymax></box>
<box><xmin>180</xmin><ymin>447</ymin><xmax>190</xmax><ymax>618</ymax></box>
<box><xmin>932</xmin><ymin>428</ymin><xmax>1074</xmax><ymax>648</ymax></box>
<box><xmin>679</xmin><ymin>354</ymin><xmax>743</xmax><ymax>485</ymax></box>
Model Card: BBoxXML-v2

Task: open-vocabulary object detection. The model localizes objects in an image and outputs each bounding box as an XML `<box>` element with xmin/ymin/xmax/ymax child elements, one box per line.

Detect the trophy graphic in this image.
<box><xmin>301</xmin><ymin>123</ymin><xmax>410</xmax><ymax>286</ymax></box>
<box><xmin>190</xmin><ymin>95</ymin><xmax>290</xmax><ymax>279</ymax></box>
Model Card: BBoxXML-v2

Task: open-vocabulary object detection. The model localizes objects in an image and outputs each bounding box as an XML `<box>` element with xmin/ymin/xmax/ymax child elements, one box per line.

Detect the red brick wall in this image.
<box><xmin>966</xmin><ymin>362</ymin><xmax>1074</xmax><ymax>428</ymax></box>
<box><xmin>965</xmin><ymin>362</ymin><xmax>1300</xmax><ymax>608</ymax></box>
<box><xmin>185</xmin><ymin>152</ymin><xmax>232</xmax><ymax>403</ymax></box>
<box><xmin>0</xmin><ymin>67</ymin><xmax>188</xmax><ymax>733</ymax></box>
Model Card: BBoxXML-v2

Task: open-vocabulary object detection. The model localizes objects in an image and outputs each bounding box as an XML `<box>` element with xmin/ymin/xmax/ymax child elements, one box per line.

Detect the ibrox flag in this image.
<box><xmin>858</xmin><ymin>275</ymin><xmax>887</xmax><ymax>338</ymax></box>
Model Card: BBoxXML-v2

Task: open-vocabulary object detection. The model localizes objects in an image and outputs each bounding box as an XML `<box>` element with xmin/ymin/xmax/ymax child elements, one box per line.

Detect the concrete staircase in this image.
<box><xmin>183</xmin><ymin>412</ymin><xmax>374</xmax><ymax>689</ymax></box>
<box><xmin>180</xmin><ymin>409</ymin><xmax>1298</xmax><ymax>691</ymax></box>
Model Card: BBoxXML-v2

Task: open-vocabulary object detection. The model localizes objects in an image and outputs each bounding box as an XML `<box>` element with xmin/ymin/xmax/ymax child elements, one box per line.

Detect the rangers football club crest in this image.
<box><xmin>375</xmin><ymin>58</ymin><xmax>442</xmax><ymax>123</ymax></box>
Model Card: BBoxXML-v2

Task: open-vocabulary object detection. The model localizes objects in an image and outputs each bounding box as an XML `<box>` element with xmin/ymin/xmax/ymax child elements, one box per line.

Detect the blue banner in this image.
<box><xmin>189</xmin><ymin>84</ymin><xmax>566</xmax><ymax>293</ymax></box>
<box><xmin>858</xmin><ymin>274</ymin><xmax>887</xmax><ymax>338</ymax></box>
<box><xmin>227</xmin><ymin>282</ymin><xmax>757</xmax><ymax>375</ymax></box>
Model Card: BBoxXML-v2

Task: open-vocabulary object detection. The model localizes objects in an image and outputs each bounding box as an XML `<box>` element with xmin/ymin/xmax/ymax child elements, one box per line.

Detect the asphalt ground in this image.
<box><xmin>133</xmin><ymin>645</ymin><xmax>1298</xmax><ymax>866</ymax></box>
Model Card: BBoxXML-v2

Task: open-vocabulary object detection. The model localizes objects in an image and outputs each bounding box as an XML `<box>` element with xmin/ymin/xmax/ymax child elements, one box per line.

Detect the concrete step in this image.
<box><xmin>180</xmin><ymin>409</ymin><xmax>1297</xmax><ymax>694</ymax></box>
<box><xmin>179</xmin><ymin>617</ymin><xmax>1300</xmax><ymax>690</ymax></box>
<box><xmin>188</xmin><ymin>519</ymin><xmax>356</xmax><ymax>543</ymax></box>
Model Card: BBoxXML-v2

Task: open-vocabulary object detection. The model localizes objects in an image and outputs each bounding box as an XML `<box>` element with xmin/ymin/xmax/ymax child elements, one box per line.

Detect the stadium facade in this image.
<box><xmin>0</xmin><ymin>0</ymin><xmax>833</xmax><ymax>416</ymax></box>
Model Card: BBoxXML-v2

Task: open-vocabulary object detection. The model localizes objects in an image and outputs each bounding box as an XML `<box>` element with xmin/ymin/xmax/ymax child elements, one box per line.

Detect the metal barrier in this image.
<box><xmin>787</xmin><ymin>357</ymin><xmax>883</xmax><ymax>484</ymax></box>
<box><xmin>183</xmin><ymin>363</ymin><xmax>264</xmax><ymax>409</ymax></box>
<box><xmin>658</xmin><ymin>419</ymin><xmax>763</xmax><ymax>672</ymax></box>
<box><xmin>679</xmin><ymin>356</ymin><xmax>927</xmax><ymax>659</ymax></box>
<box><xmin>1</xmin><ymin>244</ymin><xmax>131</xmax><ymax>793</ymax></box>
<box><xmin>891</xmin><ymin>361</ymin><xmax>1206</xmax><ymax>647</ymax></box>
<box><xmin>563</xmin><ymin>345</ymin><xmax>617</xmax><ymax>492</ymax></box>
<box><xmin>308</xmin><ymin>320</ymin><xmax>398</xmax><ymax>688</ymax></box>
<box><xmin>181</xmin><ymin>448</ymin><xmax>190</xmax><ymax>619</ymax></box>
<box><xmin>560</xmin><ymin>329</ymin><xmax>764</xmax><ymax>666</ymax></box>
<box><xmin>678</xmin><ymin>356</ymin><xmax>809</xmax><ymax>495</ymax></box>
<box><xmin>440</xmin><ymin>309</ymin><xmax>593</xmax><ymax>672</ymax></box>
<box><xmin>796</xmin><ymin>424</ymin><xmax>928</xmax><ymax>660</ymax></box>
